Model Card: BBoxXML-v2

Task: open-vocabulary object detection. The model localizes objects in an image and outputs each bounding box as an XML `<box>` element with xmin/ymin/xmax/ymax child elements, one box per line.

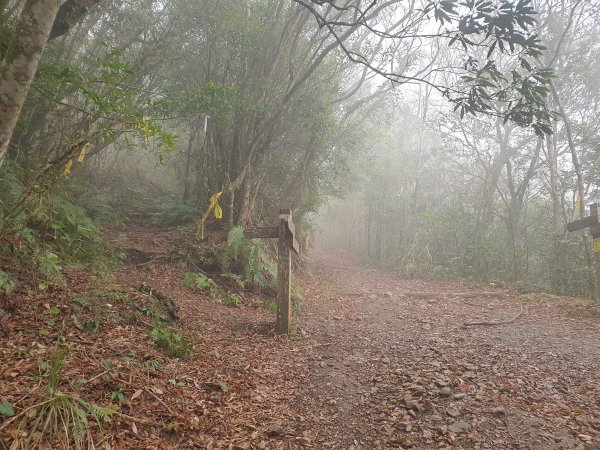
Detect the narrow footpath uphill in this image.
<box><xmin>2</xmin><ymin>224</ymin><xmax>600</xmax><ymax>449</ymax></box>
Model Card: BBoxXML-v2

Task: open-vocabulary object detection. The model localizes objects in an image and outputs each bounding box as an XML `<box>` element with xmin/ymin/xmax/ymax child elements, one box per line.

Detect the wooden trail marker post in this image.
<box><xmin>243</xmin><ymin>209</ymin><xmax>300</xmax><ymax>334</ymax></box>
<box><xmin>567</xmin><ymin>203</ymin><xmax>600</xmax><ymax>299</ymax></box>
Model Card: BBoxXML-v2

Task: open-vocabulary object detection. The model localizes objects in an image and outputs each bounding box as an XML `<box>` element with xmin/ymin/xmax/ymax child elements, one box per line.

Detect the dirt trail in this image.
<box><xmin>276</xmin><ymin>250</ymin><xmax>600</xmax><ymax>450</ymax></box>
<box><xmin>128</xmin><ymin>239</ymin><xmax>600</xmax><ymax>449</ymax></box>
<box><xmin>3</xmin><ymin>228</ymin><xmax>600</xmax><ymax>450</ymax></box>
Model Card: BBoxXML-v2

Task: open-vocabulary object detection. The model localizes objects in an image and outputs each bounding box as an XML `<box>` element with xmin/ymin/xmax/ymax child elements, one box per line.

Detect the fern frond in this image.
<box><xmin>18</xmin><ymin>351</ymin><xmax>117</xmax><ymax>449</ymax></box>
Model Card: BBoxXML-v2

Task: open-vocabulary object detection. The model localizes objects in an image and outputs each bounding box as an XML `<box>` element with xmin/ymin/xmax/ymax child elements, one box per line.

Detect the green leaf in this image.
<box><xmin>440</xmin><ymin>1</ymin><xmax>458</xmax><ymax>14</ymax></box>
<box><xmin>520</xmin><ymin>58</ymin><xmax>532</xmax><ymax>71</ymax></box>
<box><xmin>0</xmin><ymin>402</ymin><xmax>14</xmax><ymax>417</ymax></box>
<box><xmin>46</xmin><ymin>307</ymin><xmax>61</xmax><ymax>315</ymax></box>
<box><xmin>0</xmin><ymin>270</ymin><xmax>14</xmax><ymax>294</ymax></box>
<box><xmin>102</xmin><ymin>359</ymin><xmax>114</xmax><ymax>371</ymax></box>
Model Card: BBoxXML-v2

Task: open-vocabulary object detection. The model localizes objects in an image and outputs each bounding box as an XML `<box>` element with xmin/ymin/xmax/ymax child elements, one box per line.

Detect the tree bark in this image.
<box><xmin>550</xmin><ymin>81</ymin><xmax>595</xmax><ymax>296</ymax></box>
<box><xmin>48</xmin><ymin>0</ymin><xmax>101</xmax><ymax>41</ymax></box>
<box><xmin>504</xmin><ymin>139</ymin><xmax>541</xmax><ymax>281</ymax></box>
<box><xmin>0</xmin><ymin>0</ymin><xmax>60</xmax><ymax>167</ymax></box>
<box><xmin>545</xmin><ymin>129</ymin><xmax>565</xmax><ymax>291</ymax></box>
<box><xmin>182</xmin><ymin>127</ymin><xmax>197</xmax><ymax>204</ymax></box>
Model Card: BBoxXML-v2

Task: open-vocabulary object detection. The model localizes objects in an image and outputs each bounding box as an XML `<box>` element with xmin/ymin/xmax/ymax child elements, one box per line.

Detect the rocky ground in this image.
<box><xmin>1</xmin><ymin>224</ymin><xmax>600</xmax><ymax>449</ymax></box>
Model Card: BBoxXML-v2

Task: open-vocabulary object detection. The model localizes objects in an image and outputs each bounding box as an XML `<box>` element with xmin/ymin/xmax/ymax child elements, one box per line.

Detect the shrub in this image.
<box><xmin>265</xmin><ymin>298</ymin><xmax>277</xmax><ymax>314</ymax></box>
<box><xmin>180</xmin><ymin>271</ymin><xmax>221</xmax><ymax>297</ymax></box>
<box><xmin>220</xmin><ymin>272</ymin><xmax>245</xmax><ymax>289</ymax></box>
<box><xmin>72</xmin><ymin>315</ymin><xmax>101</xmax><ymax>332</ymax></box>
<box><xmin>291</xmin><ymin>291</ymin><xmax>304</xmax><ymax>316</ymax></box>
<box><xmin>0</xmin><ymin>169</ymin><xmax>123</xmax><ymax>280</ymax></box>
<box><xmin>14</xmin><ymin>348</ymin><xmax>116</xmax><ymax>449</ymax></box>
<box><xmin>222</xmin><ymin>293</ymin><xmax>242</xmax><ymax>307</ymax></box>
<box><xmin>0</xmin><ymin>269</ymin><xmax>15</xmax><ymax>294</ymax></box>
<box><xmin>219</xmin><ymin>226</ymin><xmax>276</xmax><ymax>290</ymax></box>
<box><xmin>180</xmin><ymin>271</ymin><xmax>216</xmax><ymax>289</ymax></box>
<box><xmin>148</xmin><ymin>322</ymin><xmax>192</xmax><ymax>358</ymax></box>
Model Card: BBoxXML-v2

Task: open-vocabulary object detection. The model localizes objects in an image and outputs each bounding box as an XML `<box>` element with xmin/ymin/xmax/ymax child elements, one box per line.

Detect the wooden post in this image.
<box><xmin>595</xmin><ymin>239</ymin><xmax>600</xmax><ymax>301</ymax></box>
<box><xmin>243</xmin><ymin>209</ymin><xmax>299</xmax><ymax>335</ymax></box>
<box><xmin>567</xmin><ymin>203</ymin><xmax>600</xmax><ymax>300</ymax></box>
<box><xmin>277</xmin><ymin>210</ymin><xmax>292</xmax><ymax>334</ymax></box>
<box><xmin>590</xmin><ymin>205</ymin><xmax>600</xmax><ymax>300</ymax></box>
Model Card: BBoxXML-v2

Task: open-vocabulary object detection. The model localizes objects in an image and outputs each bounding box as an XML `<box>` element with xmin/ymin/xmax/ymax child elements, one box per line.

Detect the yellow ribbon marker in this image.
<box><xmin>77</xmin><ymin>142</ymin><xmax>90</xmax><ymax>162</ymax></box>
<box><xmin>64</xmin><ymin>141</ymin><xmax>91</xmax><ymax>176</ymax></box>
<box><xmin>214</xmin><ymin>200</ymin><xmax>223</xmax><ymax>219</ymax></box>
<box><xmin>198</xmin><ymin>191</ymin><xmax>223</xmax><ymax>239</ymax></box>
<box><xmin>63</xmin><ymin>159</ymin><xmax>73</xmax><ymax>176</ymax></box>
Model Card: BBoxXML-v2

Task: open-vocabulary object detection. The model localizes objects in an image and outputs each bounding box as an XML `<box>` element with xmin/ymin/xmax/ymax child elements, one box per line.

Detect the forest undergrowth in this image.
<box><xmin>2</xmin><ymin>0</ymin><xmax>600</xmax><ymax>448</ymax></box>
<box><xmin>1</xmin><ymin>188</ymin><xmax>600</xmax><ymax>449</ymax></box>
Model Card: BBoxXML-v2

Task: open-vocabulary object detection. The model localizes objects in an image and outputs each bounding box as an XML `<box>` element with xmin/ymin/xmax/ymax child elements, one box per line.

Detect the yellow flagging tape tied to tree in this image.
<box><xmin>63</xmin><ymin>142</ymin><xmax>91</xmax><ymax>176</ymax></box>
<box><xmin>77</xmin><ymin>143</ymin><xmax>89</xmax><ymax>162</ymax></box>
<box><xmin>198</xmin><ymin>191</ymin><xmax>223</xmax><ymax>239</ymax></box>
<box><xmin>63</xmin><ymin>159</ymin><xmax>73</xmax><ymax>177</ymax></box>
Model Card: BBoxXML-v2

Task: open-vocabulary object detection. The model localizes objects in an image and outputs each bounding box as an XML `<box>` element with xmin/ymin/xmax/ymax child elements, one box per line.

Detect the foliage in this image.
<box><xmin>0</xmin><ymin>269</ymin><xmax>14</xmax><ymax>294</ymax></box>
<box><xmin>428</xmin><ymin>0</ymin><xmax>554</xmax><ymax>135</ymax></box>
<box><xmin>222</xmin><ymin>293</ymin><xmax>242</xmax><ymax>307</ymax></box>
<box><xmin>25</xmin><ymin>46</ymin><xmax>177</xmax><ymax>167</ymax></box>
<box><xmin>144</xmin><ymin>356</ymin><xmax>163</xmax><ymax>372</ymax></box>
<box><xmin>317</xmin><ymin>81</ymin><xmax>598</xmax><ymax>297</ymax></box>
<box><xmin>0</xmin><ymin>0</ymin><xmax>597</xmax><ymax>302</ymax></box>
<box><xmin>148</xmin><ymin>322</ymin><xmax>192</xmax><ymax>358</ymax></box>
<box><xmin>180</xmin><ymin>271</ymin><xmax>221</xmax><ymax>298</ymax></box>
<box><xmin>219</xmin><ymin>227</ymin><xmax>276</xmax><ymax>290</ymax></box>
<box><xmin>220</xmin><ymin>272</ymin><xmax>245</xmax><ymax>290</ymax></box>
<box><xmin>15</xmin><ymin>348</ymin><xmax>116</xmax><ymax>449</ymax></box>
<box><xmin>0</xmin><ymin>402</ymin><xmax>14</xmax><ymax>417</ymax></box>
<box><xmin>180</xmin><ymin>271</ymin><xmax>216</xmax><ymax>290</ymax></box>
<box><xmin>291</xmin><ymin>291</ymin><xmax>304</xmax><ymax>317</ymax></box>
<box><xmin>110</xmin><ymin>388</ymin><xmax>126</xmax><ymax>405</ymax></box>
<box><xmin>71</xmin><ymin>315</ymin><xmax>101</xmax><ymax>332</ymax></box>
<box><xmin>265</xmin><ymin>298</ymin><xmax>278</xmax><ymax>315</ymax></box>
<box><xmin>0</xmin><ymin>166</ymin><xmax>124</xmax><ymax>280</ymax></box>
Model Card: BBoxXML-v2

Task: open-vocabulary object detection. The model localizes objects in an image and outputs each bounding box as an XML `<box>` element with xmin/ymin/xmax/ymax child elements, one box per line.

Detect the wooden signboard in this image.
<box><xmin>566</xmin><ymin>205</ymin><xmax>600</xmax><ymax>232</ymax></box>
<box><xmin>243</xmin><ymin>209</ymin><xmax>299</xmax><ymax>335</ymax></box>
<box><xmin>567</xmin><ymin>203</ymin><xmax>600</xmax><ymax>299</ymax></box>
<box><xmin>594</xmin><ymin>238</ymin><xmax>600</xmax><ymax>254</ymax></box>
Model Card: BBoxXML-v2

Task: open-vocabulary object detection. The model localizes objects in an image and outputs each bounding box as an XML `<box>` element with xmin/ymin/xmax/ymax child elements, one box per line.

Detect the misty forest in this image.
<box><xmin>1</xmin><ymin>0</ymin><xmax>600</xmax><ymax>449</ymax></box>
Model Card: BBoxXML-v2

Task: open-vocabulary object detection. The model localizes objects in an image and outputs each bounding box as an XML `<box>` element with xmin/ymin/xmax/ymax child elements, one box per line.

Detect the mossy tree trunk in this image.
<box><xmin>0</xmin><ymin>0</ymin><xmax>59</xmax><ymax>167</ymax></box>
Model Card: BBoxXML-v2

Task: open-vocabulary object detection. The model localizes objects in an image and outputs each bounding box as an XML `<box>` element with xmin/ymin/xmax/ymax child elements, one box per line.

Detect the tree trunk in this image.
<box><xmin>366</xmin><ymin>205</ymin><xmax>372</xmax><ymax>260</ymax></box>
<box><xmin>0</xmin><ymin>0</ymin><xmax>59</xmax><ymax>167</ymax></box>
<box><xmin>182</xmin><ymin>128</ymin><xmax>197</xmax><ymax>203</ymax></box>
<box><xmin>550</xmin><ymin>81</ymin><xmax>595</xmax><ymax>296</ymax></box>
<box><xmin>472</xmin><ymin>119</ymin><xmax>513</xmax><ymax>277</ymax></box>
<box><xmin>546</xmin><ymin>130</ymin><xmax>565</xmax><ymax>292</ymax></box>
<box><xmin>48</xmin><ymin>0</ymin><xmax>101</xmax><ymax>41</ymax></box>
<box><xmin>237</xmin><ymin>165</ymin><xmax>253</xmax><ymax>226</ymax></box>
